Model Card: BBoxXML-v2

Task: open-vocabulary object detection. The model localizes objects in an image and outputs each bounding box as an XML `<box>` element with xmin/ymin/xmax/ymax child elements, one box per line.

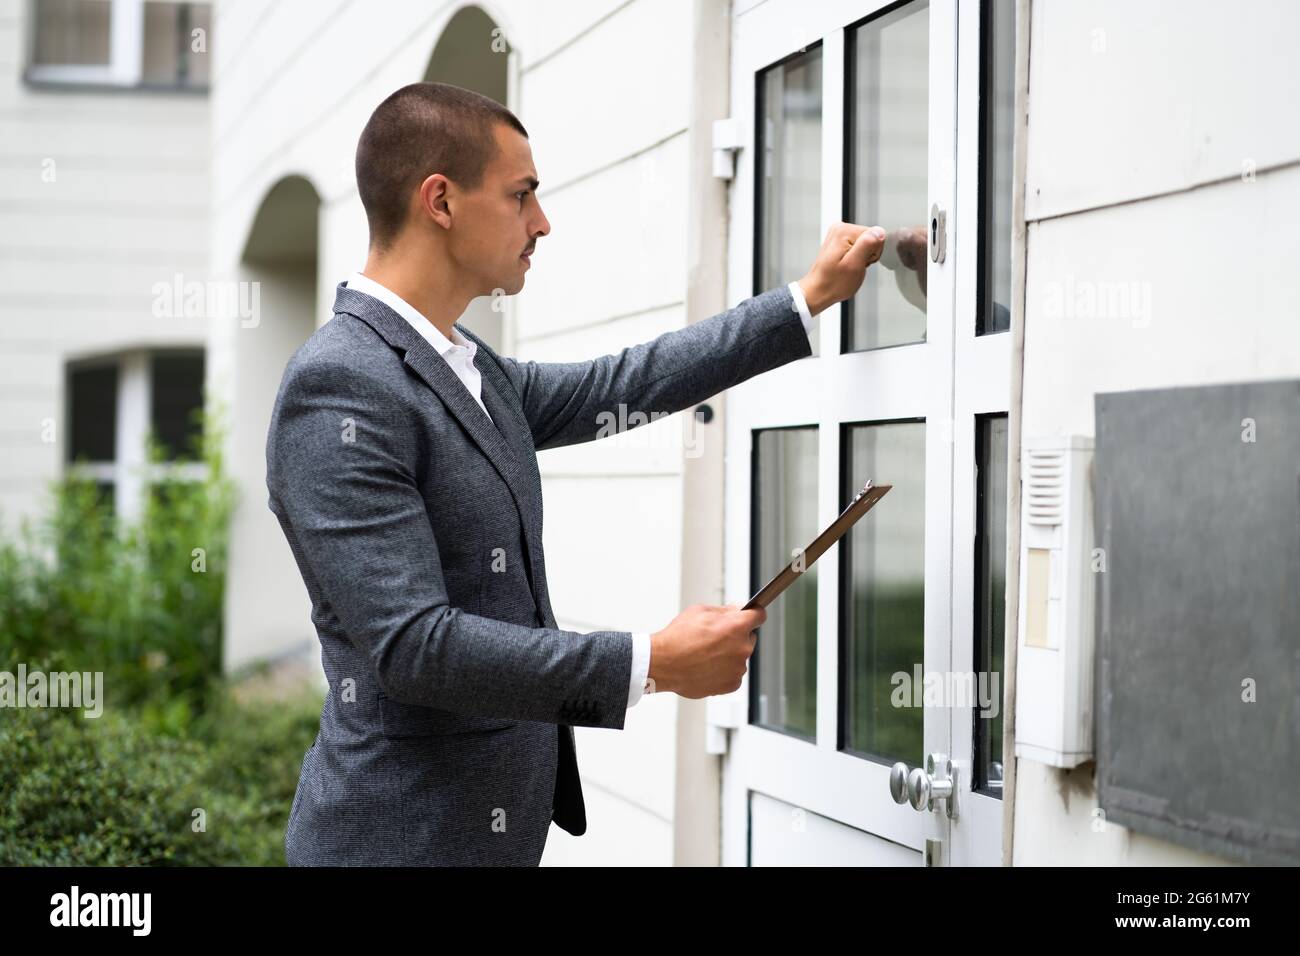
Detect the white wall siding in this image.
<box><xmin>0</xmin><ymin>0</ymin><xmax>209</xmax><ymax>529</ymax></box>
<box><xmin>1025</xmin><ymin>0</ymin><xmax>1300</xmax><ymax>222</ymax></box>
<box><xmin>1014</xmin><ymin>0</ymin><xmax>1298</xmax><ymax>866</ymax></box>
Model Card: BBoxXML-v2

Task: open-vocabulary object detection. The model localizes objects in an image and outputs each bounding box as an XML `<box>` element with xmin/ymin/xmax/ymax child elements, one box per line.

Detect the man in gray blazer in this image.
<box><xmin>267</xmin><ymin>82</ymin><xmax>884</xmax><ymax>866</ymax></box>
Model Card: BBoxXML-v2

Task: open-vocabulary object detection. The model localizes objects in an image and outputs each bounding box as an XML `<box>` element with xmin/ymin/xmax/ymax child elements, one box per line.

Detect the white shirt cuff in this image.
<box><xmin>627</xmin><ymin>631</ymin><xmax>652</xmax><ymax>708</ymax></box>
<box><xmin>787</xmin><ymin>280</ymin><xmax>815</xmax><ymax>336</ymax></box>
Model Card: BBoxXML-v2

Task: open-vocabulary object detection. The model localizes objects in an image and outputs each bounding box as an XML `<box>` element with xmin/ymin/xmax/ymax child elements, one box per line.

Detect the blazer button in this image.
<box><xmin>560</xmin><ymin>700</ymin><xmax>599</xmax><ymax>722</ymax></box>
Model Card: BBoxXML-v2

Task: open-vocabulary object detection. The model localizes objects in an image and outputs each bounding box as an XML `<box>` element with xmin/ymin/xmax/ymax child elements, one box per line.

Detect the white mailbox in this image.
<box><xmin>1015</xmin><ymin>435</ymin><xmax>1096</xmax><ymax>768</ymax></box>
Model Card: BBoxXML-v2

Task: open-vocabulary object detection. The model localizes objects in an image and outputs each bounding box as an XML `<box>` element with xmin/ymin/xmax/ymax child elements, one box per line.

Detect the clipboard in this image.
<box><xmin>742</xmin><ymin>479</ymin><xmax>891</xmax><ymax>611</ymax></box>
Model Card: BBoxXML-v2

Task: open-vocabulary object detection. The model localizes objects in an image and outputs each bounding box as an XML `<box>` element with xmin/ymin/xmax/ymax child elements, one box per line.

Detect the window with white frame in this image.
<box><xmin>66</xmin><ymin>349</ymin><xmax>206</xmax><ymax>521</ymax></box>
<box><xmin>27</xmin><ymin>0</ymin><xmax>211</xmax><ymax>89</ymax></box>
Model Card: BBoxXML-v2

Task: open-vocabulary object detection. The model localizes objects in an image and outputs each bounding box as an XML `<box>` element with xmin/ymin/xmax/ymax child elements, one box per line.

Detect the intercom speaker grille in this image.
<box><xmin>1025</xmin><ymin>449</ymin><xmax>1066</xmax><ymax>525</ymax></box>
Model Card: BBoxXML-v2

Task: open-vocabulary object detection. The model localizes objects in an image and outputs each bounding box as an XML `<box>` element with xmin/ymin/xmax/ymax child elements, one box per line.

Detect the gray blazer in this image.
<box><xmin>267</xmin><ymin>280</ymin><xmax>812</xmax><ymax>865</ymax></box>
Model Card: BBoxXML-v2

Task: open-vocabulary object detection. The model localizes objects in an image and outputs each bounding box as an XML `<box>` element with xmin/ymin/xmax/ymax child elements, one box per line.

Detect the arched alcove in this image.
<box><xmin>422</xmin><ymin>4</ymin><xmax>511</xmax><ymax>354</ymax></box>
<box><xmin>223</xmin><ymin>175</ymin><xmax>320</xmax><ymax>675</ymax></box>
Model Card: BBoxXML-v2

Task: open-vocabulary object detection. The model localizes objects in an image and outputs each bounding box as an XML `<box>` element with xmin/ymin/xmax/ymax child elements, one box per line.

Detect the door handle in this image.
<box><xmin>929</xmin><ymin>202</ymin><xmax>946</xmax><ymax>263</ymax></box>
<box><xmin>889</xmin><ymin>752</ymin><xmax>959</xmax><ymax>820</ymax></box>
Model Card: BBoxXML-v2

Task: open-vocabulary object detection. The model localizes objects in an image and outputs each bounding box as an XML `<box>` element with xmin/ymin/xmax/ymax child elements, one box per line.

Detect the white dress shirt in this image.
<box><xmin>345</xmin><ymin>272</ymin><xmax>494</xmax><ymax>423</ymax></box>
<box><xmin>342</xmin><ymin>273</ymin><xmax>816</xmax><ymax>711</ymax></box>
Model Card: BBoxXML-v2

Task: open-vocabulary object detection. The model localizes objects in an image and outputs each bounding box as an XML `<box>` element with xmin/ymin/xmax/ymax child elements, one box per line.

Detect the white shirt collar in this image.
<box><xmin>344</xmin><ymin>272</ymin><xmax>476</xmax><ymax>361</ymax></box>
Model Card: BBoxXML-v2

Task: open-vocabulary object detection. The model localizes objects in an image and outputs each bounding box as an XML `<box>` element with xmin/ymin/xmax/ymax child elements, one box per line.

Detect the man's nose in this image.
<box><xmin>532</xmin><ymin>203</ymin><xmax>551</xmax><ymax>238</ymax></box>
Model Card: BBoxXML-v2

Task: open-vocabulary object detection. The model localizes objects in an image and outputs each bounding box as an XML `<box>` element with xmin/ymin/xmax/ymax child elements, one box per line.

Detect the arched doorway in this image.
<box><xmin>423</xmin><ymin>4</ymin><xmax>512</xmax><ymax>354</ymax></box>
<box><xmin>223</xmin><ymin>175</ymin><xmax>320</xmax><ymax>675</ymax></box>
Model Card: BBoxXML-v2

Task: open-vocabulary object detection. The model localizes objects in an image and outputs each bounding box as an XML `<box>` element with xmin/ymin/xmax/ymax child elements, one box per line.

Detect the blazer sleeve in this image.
<box><xmin>493</xmin><ymin>283</ymin><xmax>812</xmax><ymax>451</ymax></box>
<box><xmin>266</xmin><ymin>357</ymin><xmax>634</xmax><ymax>730</ymax></box>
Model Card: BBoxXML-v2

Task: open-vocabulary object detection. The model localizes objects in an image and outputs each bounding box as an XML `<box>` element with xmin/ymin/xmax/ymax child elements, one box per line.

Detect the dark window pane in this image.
<box><xmin>750</xmin><ymin>426</ymin><xmax>819</xmax><ymax>738</ymax></box>
<box><xmin>842</xmin><ymin>420</ymin><xmax>925</xmax><ymax>764</ymax></box>
<box><xmin>756</xmin><ymin>45</ymin><xmax>822</xmax><ymax>356</ymax></box>
<box><xmin>974</xmin><ymin>414</ymin><xmax>1008</xmax><ymax>795</ymax></box>
<box><xmin>147</xmin><ymin>476</ymin><xmax>196</xmax><ymax>512</ymax></box>
<box><xmin>143</xmin><ymin>2</ymin><xmax>211</xmax><ymax>88</ymax></box>
<box><xmin>95</xmin><ymin>481</ymin><xmax>115</xmax><ymax>517</ymax></box>
<box><xmin>978</xmin><ymin>0</ymin><xmax>1015</xmax><ymax>335</ymax></box>
<box><xmin>68</xmin><ymin>364</ymin><xmax>117</xmax><ymax>462</ymax></box>
<box><xmin>845</xmin><ymin>1</ymin><xmax>929</xmax><ymax>351</ymax></box>
<box><xmin>33</xmin><ymin>0</ymin><xmax>111</xmax><ymax>67</ymax></box>
<box><xmin>151</xmin><ymin>353</ymin><xmax>204</xmax><ymax>459</ymax></box>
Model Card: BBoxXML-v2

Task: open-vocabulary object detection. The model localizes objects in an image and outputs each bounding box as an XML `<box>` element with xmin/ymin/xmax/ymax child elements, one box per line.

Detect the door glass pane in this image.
<box><xmin>750</xmin><ymin>426</ymin><xmax>819</xmax><ymax>739</ymax></box>
<box><xmin>974</xmin><ymin>414</ymin><xmax>1008</xmax><ymax>796</ymax></box>
<box><xmin>845</xmin><ymin>1</ymin><xmax>929</xmax><ymax>352</ymax></box>
<box><xmin>756</xmin><ymin>45</ymin><xmax>822</xmax><ymax>357</ymax></box>
<box><xmin>978</xmin><ymin>0</ymin><xmax>1015</xmax><ymax>335</ymax></box>
<box><xmin>842</xmin><ymin>421</ymin><xmax>925</xmax><ymax>764</ymax></box>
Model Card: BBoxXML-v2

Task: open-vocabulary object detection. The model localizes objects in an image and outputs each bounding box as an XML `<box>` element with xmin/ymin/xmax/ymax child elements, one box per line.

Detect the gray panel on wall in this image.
<box><xmin>1094</xmin><ymin>378</ymin><xmax>1300</xmax><ymax>865</ymax></box>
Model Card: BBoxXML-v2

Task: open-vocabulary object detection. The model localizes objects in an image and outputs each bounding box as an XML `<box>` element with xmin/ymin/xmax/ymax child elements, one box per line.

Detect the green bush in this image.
<box><xmin>0</xmin><ymin>690</ymin><xmax>321</xmax><ymax>866</ymax></box>
<box><xmin>0</xmin><ymin>409</ymin><xmax>234</xmax><ymax>716</ymax></box>
<box><xmin>0</xmin><ymin>406</ymin><xmax>323</xmax><ymax>865</ymax></box>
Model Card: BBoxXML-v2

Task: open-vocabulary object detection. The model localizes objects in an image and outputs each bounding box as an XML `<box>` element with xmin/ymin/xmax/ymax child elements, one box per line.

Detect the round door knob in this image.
<box><xmin>907</xmin><ymin>767</ymin><xmax>931</xmax><ymax>811</ymax></box>
<box><xmin>889</xmin><ymin>762</ymin><xmax>910</xmax><ymax>805</ymax></box>
<box><xmin>889</xmin><ymin>754</ymin><xmax>960</xmax><ymax>818</ymax></box>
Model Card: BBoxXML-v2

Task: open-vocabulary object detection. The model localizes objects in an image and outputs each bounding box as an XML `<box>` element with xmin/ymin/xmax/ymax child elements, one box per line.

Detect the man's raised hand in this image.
<box><xmin>797</xmin><ymin>222</ymin><xmax>887</xmax><ymax>317</ymax></box>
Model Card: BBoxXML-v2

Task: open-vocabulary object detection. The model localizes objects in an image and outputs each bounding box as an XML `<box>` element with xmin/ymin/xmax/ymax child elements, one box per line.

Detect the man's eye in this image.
<box><xmin>516</xmin><ymin>191</ymin><xmax>529</xmax><ymax>204</ymax></box>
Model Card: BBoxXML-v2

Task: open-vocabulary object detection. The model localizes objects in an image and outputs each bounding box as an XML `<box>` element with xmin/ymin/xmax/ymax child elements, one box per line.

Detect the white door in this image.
<box><xmin>716</xmin><ymin>0</ymin><xmax>1016</xmax><ymax>866</ymax></box>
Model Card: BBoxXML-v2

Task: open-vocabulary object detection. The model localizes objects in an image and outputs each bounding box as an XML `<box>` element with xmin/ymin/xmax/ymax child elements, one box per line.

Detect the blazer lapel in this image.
<box><xmin>472</xmin><ymin>339</ymin><xmax>558</xmax><ymax>629</ymax></box>
<box><xmin>333</xmin><ymin>283</ymin><xmax>556</xmax><ymax>627</ymax></box>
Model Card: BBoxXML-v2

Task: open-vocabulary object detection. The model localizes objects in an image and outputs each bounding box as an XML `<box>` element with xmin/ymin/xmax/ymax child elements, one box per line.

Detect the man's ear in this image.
<box><xmin>418</xmin><ymin>173</ymin><xmax>453</xmax><ymax>230</ymax></box>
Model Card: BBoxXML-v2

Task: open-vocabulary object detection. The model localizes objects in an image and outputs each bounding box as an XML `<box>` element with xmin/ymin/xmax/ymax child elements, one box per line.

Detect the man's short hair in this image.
<box><xmin>355</xmin><ymin>82</ymin><xmax>529</xmax><ymax>251</ymax></box>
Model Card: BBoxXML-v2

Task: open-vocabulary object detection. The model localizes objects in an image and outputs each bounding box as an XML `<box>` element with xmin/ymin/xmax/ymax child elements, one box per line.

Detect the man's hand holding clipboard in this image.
<box><xmin>646</xmin><ymin>480</ymin><xmax>890</xmax><ymax>699</ymax></box>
